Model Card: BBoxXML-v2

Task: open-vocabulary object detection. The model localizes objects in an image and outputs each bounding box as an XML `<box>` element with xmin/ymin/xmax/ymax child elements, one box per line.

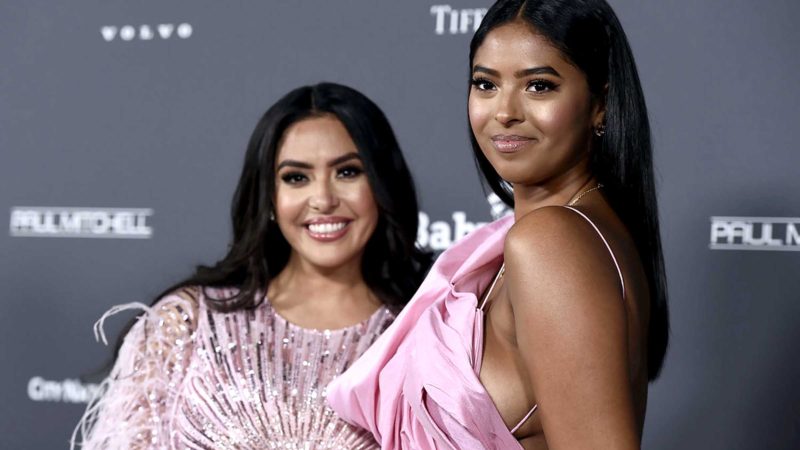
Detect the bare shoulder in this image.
<box><xmin>504</xmin><ymin>207</ymin><xmax>641</xmax><ymax>448</ymax></box>
<box><xmin>504</xmin><ymin>206</ymin><xmax>624</xmax><ymax>310</ymax></box>
<box><xmin>507</xmin><ymin>205</ymin><xmax>589</xmax><ymax>244</ymax></box>
<box><xmin>506</xmin><ymin>206</ymin><xmax>616</xmax><ymax>266</ymax></box>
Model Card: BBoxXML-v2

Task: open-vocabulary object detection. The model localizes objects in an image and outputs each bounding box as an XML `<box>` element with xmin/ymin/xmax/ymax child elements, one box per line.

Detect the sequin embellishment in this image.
<box><xmin>73</xmin><ymin>287</ymin><xmax>394</xmax><ymax>449</ymax></box>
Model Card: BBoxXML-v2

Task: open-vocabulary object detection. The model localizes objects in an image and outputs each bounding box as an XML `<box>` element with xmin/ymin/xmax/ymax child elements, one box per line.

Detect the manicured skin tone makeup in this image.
<box><xmin>268</xmin><ymin>115</ymin><xmax>381</xmax><ymax>330</ymax></box>
<box><xmin>274</xmin><ymin>115</ymin><xmax>378</xmax><ymax>270</ymax></box>
<box><xmin>468</xmin><ymin>22</ymin><xmax>604</xmax><ymax>217</ymax></box>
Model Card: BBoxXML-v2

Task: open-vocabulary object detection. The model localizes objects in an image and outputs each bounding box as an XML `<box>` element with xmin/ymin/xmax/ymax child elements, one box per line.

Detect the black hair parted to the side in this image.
<box><xmin>469</xmin><ymin>0</ymin><xmax>669</xmax><ymax>381</ymax></box>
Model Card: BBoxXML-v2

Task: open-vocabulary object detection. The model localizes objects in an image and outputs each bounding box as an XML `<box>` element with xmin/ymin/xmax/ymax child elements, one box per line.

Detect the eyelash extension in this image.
<box><xmin>470</xmin><ymin>77</ymin><xmax>495</xmax><ymax>90</ymax></box>
<box><xmin>527</xmin><ymin>79</ymin><xmax>558</xmax><ymax>92</ymax></box>
<box><xmin>280</xmin><ymin>172</ymin><xmax>307</xmax><ymax>184</ymax></box>
<box><xmin>337</xmin><ymin>165</ymin><xmax>364</xmax><ymax>178</ymax></box>
<box><xmin>470</xmin><ymin>77</ymin><xmax>557</xmax><ymax>93</ymax></box>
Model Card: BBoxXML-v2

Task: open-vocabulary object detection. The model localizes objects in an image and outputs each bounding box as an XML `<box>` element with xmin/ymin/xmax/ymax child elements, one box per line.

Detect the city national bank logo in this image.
<box><xmin>28</xmin><ymin>376</ymin><xmax>100</xmax><ymax>404</ymax></box>
<box><xmin>101</xmin><ymin>23</ymin><xmax>193</xmax><ymax>42</ymax></box>
<box><xmin>431</xmin><ymin>5</ymin><xmax>487</xmax><ymax>35</ymax></box>
<box><xmin>10</xmin><ymin>207</ymin><xmax>153</xmax><ymax>239</ymax></box>
<box><xmin>710</xmin><ymin>216</ymin><xmax>800</xmax><ymax>251</ymax></box>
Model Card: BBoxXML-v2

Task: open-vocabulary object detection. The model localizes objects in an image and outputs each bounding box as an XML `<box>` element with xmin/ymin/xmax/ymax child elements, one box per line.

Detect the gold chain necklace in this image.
<box><xmin>568</xmin><ymin>183</ymin><xmax>603</xmax><ymax>206</ymax></box>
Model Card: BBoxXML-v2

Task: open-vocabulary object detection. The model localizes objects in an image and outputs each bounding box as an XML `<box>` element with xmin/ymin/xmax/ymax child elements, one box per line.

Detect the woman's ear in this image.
<box><xmin>592</xmin><ymin>83</ymin><xmax>609</xmax><ymax>128</ymax></box>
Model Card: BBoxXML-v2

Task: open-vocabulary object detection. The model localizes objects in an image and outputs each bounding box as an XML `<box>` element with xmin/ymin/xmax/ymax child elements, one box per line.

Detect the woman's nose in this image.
<box><xmin>308</xmin><ymin>180</ymin><xmax>339</xmax><ymax>213</ymax></box>
<box><xmin>494</xmin><ymin>92</ymin><xmax>523</xmax><ymax>126</ymax></box>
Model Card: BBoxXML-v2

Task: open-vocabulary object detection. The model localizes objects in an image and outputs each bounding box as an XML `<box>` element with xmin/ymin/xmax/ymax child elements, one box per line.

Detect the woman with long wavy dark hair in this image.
<box><xmin>328</xmin><ymin>1</ymin><xmax>669</xmax><ymax>448</ymax></box>
<box><xmin>72</xmin><ymin>82</ymin><xmax>429</xmax><ymax>449</ymax></box>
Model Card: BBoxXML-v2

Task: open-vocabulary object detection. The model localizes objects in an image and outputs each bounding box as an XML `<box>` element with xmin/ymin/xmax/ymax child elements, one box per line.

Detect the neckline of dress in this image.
<box><xmin>198</xmin><ymin>286</ymin><xmax>390</xmax><ymax>336</ymax></box>
<box><xmin>263</xmin><ymin>294</ymin><xmax>389</xmax><ymax>336</ymax></box>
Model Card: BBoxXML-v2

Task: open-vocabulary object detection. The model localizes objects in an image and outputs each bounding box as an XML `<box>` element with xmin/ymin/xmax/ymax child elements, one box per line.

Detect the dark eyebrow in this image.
<box><xmin>472</xmin><ymin>65</ymin><xmax>500</xmax><ymax>77</ymax></box>
<box><xmin>276</xmin><ymin>160</ymin><xmax>312</xmax><ymax>170</ymax></box>
<box><xmin>472</xmin><ymin>65</ymin><xmax>562</xmax><ymax>79</ymax></box>
<box><xmin>328</xmin><ymin>152</ymin><xmax>361</xmax><ymax>167</ymax></box>
<box><xmin>276</xmin><ymin>152</ymin><xmax>361</xmax><ymax>171</ymax></box>
<box><xmin>516</xmin><ymin>66</ymin><xmax>561</xmax><ymax>78</ymax></box>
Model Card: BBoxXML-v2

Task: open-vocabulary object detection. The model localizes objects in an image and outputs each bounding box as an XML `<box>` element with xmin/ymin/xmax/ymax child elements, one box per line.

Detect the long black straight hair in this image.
<box><xmin>469</xmin><ymin>0</ymin><xmax>669</xmax><ymax>380</ymax></box>
<box><xmin>102</xmin><ymin>82</ymin><xmax>430</xmax><ymax>371</ymax></box>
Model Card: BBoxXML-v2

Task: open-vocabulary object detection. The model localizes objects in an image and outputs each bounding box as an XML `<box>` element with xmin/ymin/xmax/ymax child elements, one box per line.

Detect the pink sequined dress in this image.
<box><xmin>73</xmin><ymin>287</ymin><xmax>394</xmax><ymax>450</ymax></box>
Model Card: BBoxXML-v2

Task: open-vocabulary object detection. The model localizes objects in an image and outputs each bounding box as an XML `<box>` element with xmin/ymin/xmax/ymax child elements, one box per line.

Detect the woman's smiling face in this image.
<box><xmin>468</xmin><ymin>21</ymin><xmax>604</xmax><ymax>188</ymax></box>
<box><xmin>273</xmin><ymin>115</ymin><xmax>379</xmax><ymax>272</ymax></box>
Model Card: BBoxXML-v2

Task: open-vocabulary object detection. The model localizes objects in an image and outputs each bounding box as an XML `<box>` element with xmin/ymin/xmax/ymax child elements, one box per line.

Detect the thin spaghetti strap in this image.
<box><xmin>510</xmin><ymin>404</ymin><xmax>538</xmax><ymax>434</ymax></box>
<box><xmin>508</xmin><ymin>207</ymin><xmax>626</xmax><ymax>435</ymax></box>
<box><xmin>562</xmin><ymin>206</ymin><xmax>626</xmax><ymax>299</ymax></box>
<box><xmin>478</xmin><ymin>263</ymin><xmax>505</xmax><ymax>311</ymax></box>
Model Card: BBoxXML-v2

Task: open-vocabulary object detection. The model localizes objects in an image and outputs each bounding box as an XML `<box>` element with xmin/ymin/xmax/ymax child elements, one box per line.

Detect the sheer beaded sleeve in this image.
<box><xmin>71</xmin><ymin>289</ymin><xmax>199</xmax><ymax>450</ymax></box>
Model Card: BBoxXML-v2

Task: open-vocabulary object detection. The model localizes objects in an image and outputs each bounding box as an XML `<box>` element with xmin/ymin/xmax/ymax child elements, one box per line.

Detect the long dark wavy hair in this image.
<box><xmin>103</xmin><ymin>82</ymin><xmax>430</xmax><ymax>370</ymax></box>
<box><xmin>469</xmin><ymin>0</ymin><xmax>669</xmax><ymax>380</ymax></box>
<box><xmin>178</xmin><ymin>82</ymin><xmax>431</xmax><ymax>312</ymax></box>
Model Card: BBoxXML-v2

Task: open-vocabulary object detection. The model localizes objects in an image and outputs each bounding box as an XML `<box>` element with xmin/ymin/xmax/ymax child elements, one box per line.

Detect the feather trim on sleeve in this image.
<box><xmin>71</xmin><ymin>289</ymin><xmax>199</xmax><ymax>450</ymax></box>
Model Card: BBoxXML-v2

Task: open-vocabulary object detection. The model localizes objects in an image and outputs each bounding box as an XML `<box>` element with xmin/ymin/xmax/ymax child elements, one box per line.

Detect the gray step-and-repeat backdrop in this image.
<box><xmin>2</xmin><ymin>1</ymin><xmax>798</xmax><ymax>448</ymax></box>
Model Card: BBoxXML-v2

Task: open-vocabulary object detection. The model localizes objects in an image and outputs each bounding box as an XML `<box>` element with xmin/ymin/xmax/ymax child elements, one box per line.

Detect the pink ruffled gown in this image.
<box><xmin>328</xmin><ymin>208</ymin><xmax>627</xmax><ymax>450</ymax></box>
<box><xmin>326</xmin><ymin>216</ymin><xmax>527</xmax><ymax>450</ymax></box>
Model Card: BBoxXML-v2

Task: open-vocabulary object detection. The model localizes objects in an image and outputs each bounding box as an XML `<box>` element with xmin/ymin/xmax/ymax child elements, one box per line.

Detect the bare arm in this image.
<box><xmin>505</xmin><ymin>207</ymin><xmax>638</xmax><ymax>450</ymax></box>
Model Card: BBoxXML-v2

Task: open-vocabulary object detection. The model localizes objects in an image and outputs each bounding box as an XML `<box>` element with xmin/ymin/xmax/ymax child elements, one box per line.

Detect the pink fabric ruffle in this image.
<box><xmin>327</xmin><ymin>216</ymin><xmax>524</xmax><ymax>450</ymax></box>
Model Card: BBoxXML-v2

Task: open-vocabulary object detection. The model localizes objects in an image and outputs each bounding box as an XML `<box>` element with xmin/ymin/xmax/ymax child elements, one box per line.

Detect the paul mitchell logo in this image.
<box><xmin>10</xmin><ymin>207</ymin><xmax>153</xmax><ymax>239</ymax></box>
<box><xmin>430</xmin><ymin>5</ymin><xmax>487</xmax><ymax>35</ymax></box>
<box><xmin>710</xmin><ymin>216</ymin><xmax>800</xmax><ymax>251</ymax></box>
<box><xmin>100</xmin><ymin>23</ymin><xmax>193</xmax><ymax>42</ymax></box>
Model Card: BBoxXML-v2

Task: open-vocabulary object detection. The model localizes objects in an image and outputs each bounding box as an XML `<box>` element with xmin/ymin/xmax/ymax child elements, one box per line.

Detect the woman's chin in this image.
<box><xmin>294</xmin><ymin>250</ymin><xmax>362</xmax><ymax>272</ymax></box>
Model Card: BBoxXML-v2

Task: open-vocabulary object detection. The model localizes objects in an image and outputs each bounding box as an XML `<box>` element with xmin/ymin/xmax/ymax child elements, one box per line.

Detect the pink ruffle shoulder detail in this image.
<box><xmin>326</xmin><ymin>216</ymin><xmax>524</xmax><ymax>450</ymax></box>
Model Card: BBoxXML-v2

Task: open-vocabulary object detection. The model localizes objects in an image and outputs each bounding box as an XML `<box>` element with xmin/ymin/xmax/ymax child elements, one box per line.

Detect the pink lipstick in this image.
<box><xmin>491</xmin><ymin>135</ymin><xmax>535</xmax><ymax>153</ymax></box>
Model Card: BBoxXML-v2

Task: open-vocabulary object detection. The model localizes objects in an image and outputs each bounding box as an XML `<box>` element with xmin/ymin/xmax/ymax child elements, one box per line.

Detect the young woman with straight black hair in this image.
<box><xmin>328</xmin><ymin>1</ymin><xmax>669</xmax><ymax>448</ymax></box>
<box><xmin>72</xmin><ymin>82</ymin><xmax>430</xmax><ymax>449</ymax></box>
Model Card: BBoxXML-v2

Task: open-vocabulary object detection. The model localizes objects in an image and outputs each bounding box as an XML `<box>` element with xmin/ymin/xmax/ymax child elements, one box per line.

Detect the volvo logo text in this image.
<box><xmin>100</xmin><ymin>23</ymin><xmax>193</xmax><ymax>42</ymax></box>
